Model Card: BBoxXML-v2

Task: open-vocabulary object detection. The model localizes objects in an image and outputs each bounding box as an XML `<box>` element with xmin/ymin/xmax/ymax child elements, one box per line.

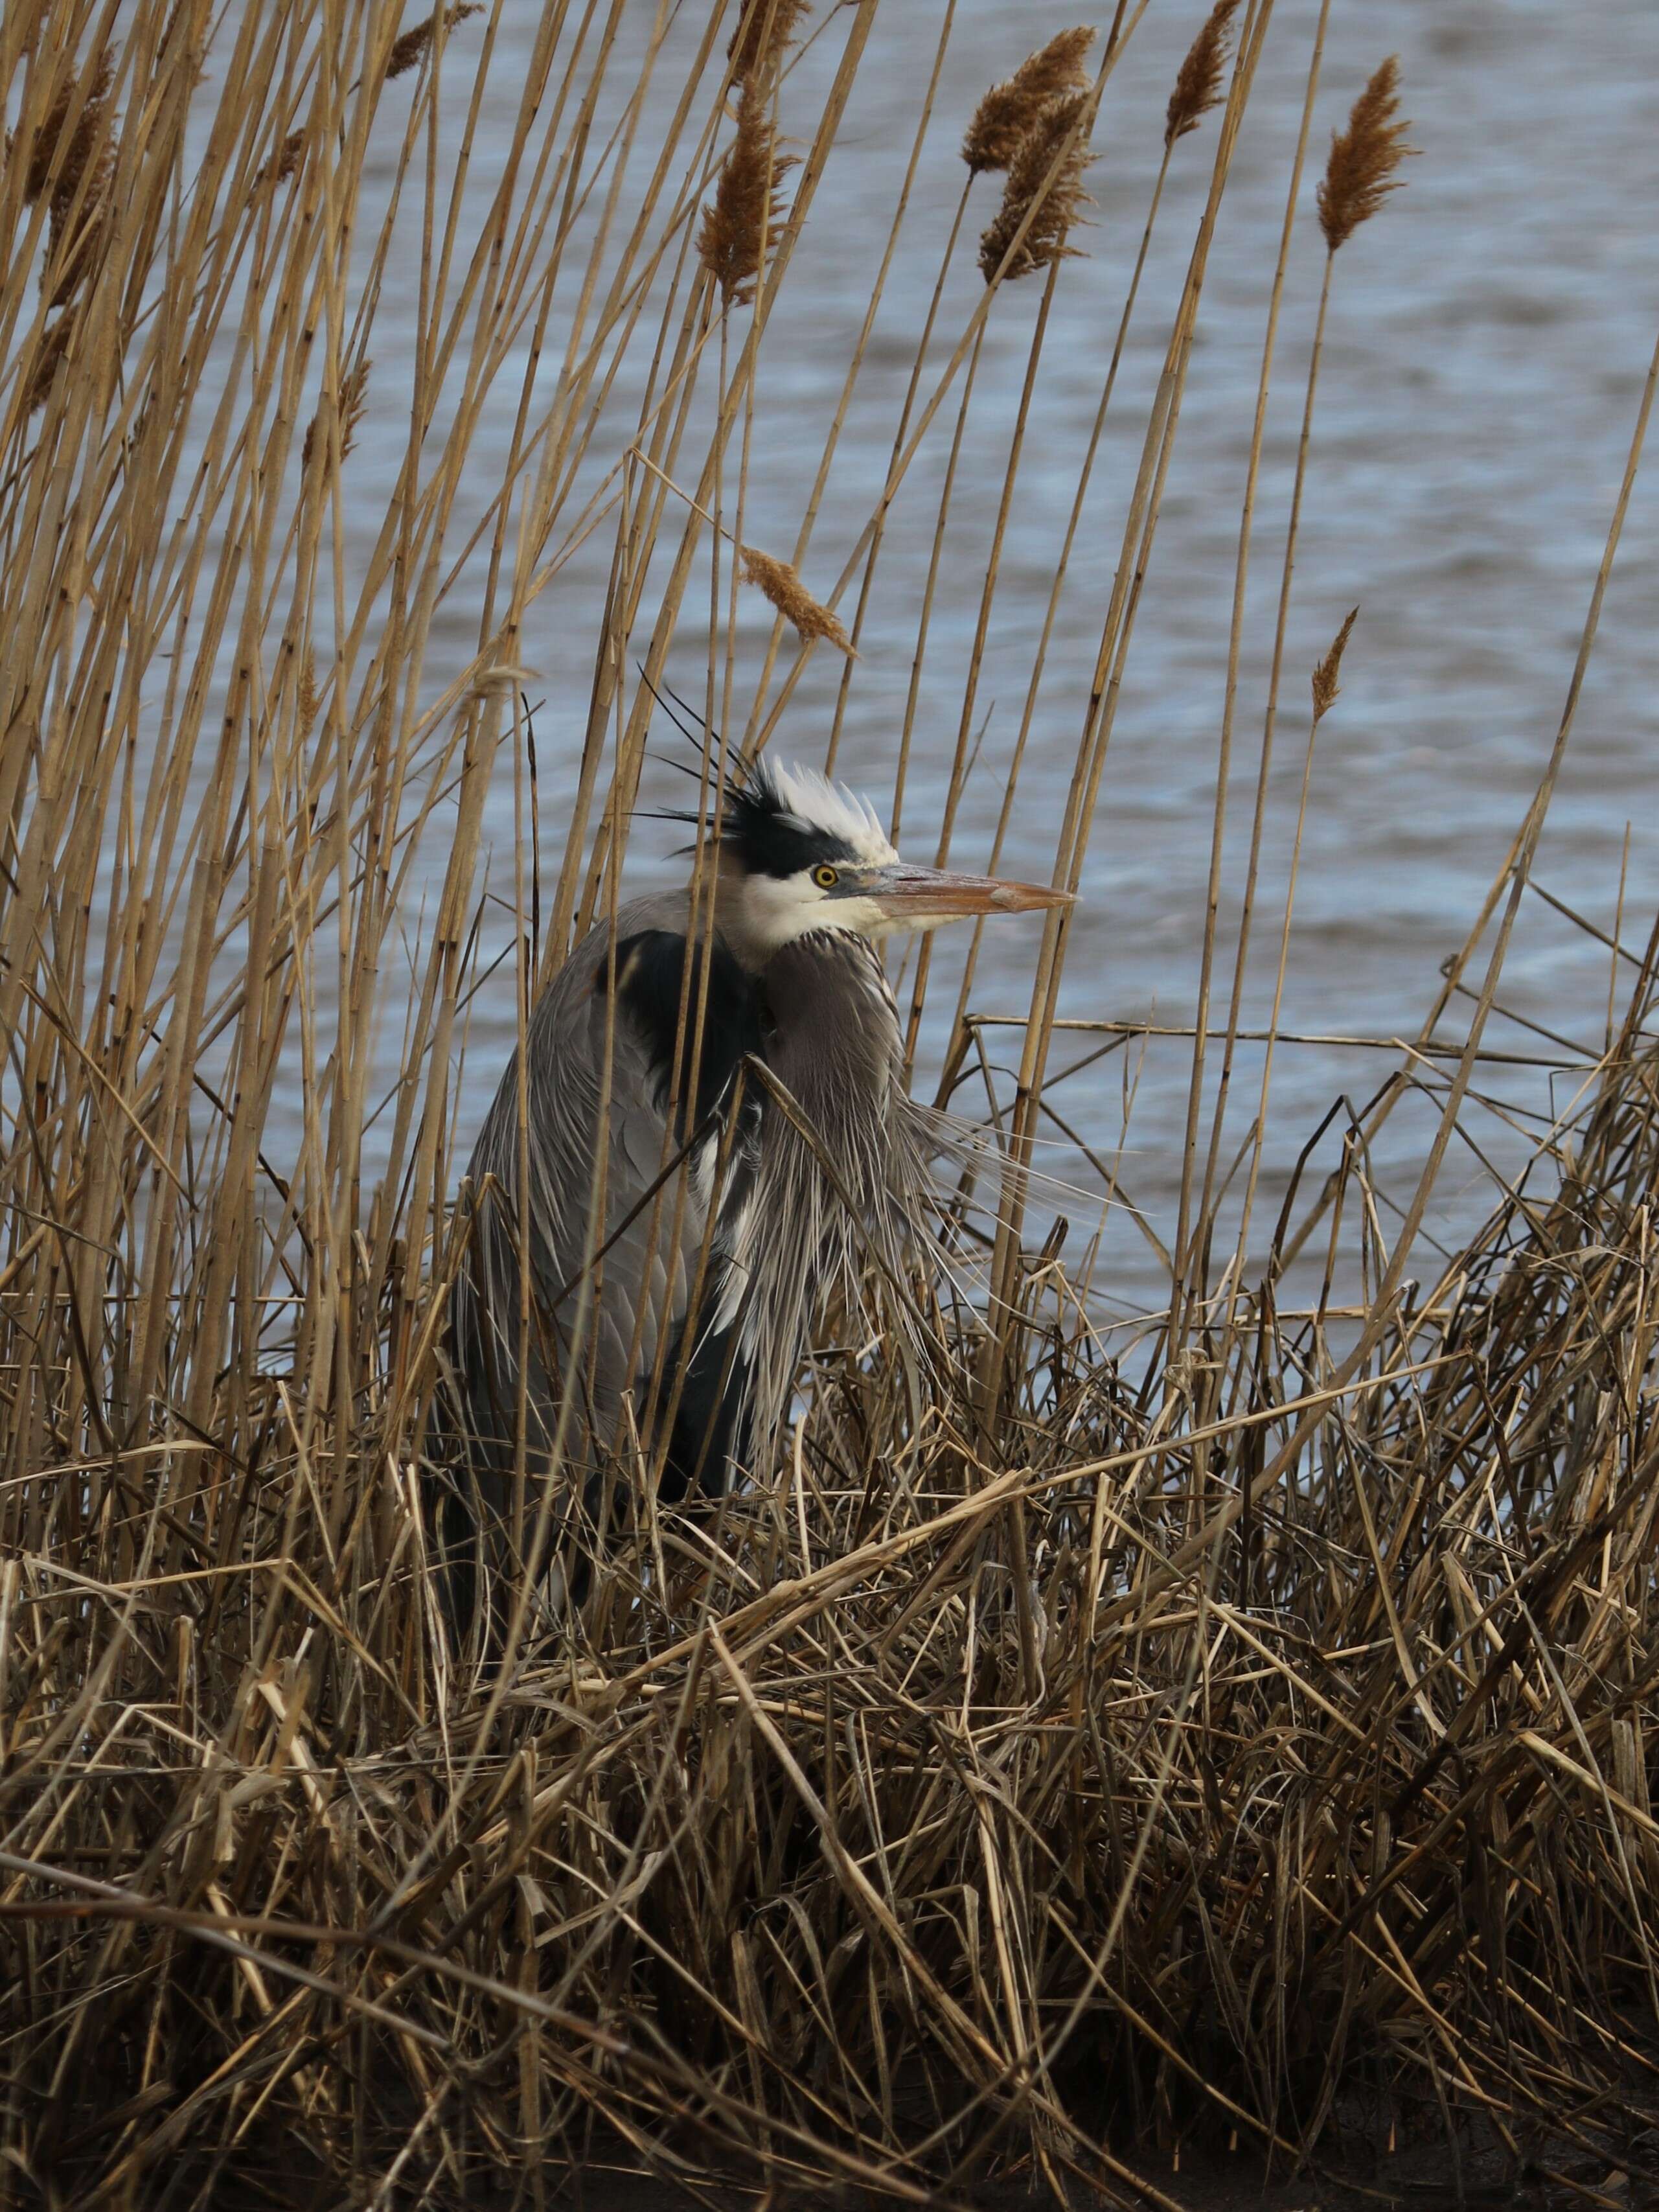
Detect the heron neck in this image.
<box><xmin>704</xmin><ymin>868</ymin><xmax>777</xmax><ymax>972</ymax></box>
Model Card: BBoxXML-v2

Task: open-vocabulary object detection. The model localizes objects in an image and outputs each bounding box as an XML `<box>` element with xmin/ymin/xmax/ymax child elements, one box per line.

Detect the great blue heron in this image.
<box><xmin>444</xmin><ymin>749</ymin><xmax>1068</xmax><ymax>1622</ymax></box>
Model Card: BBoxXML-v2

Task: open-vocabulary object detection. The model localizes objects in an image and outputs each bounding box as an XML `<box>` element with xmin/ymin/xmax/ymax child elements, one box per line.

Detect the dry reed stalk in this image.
<box><xmin>749</xmin><ymin>0</ymin><xmax>1155</xmax><ymax>765</ymax></box>
<box><xmin>858</xmin><ymin>67</ymin><xmax>1106</xmax><ymax>933</ymax></box>
<box><xmin>977</xmin><ymin>89</ymin><xmax>1094</xmax><ymax>285</ymax></box>
<box><xmin>942</xmin><ymin>100</ymin><xmax>1180</xmax><ymax>1068</ymax></box>
<box><xmin>980</xmin><ymin>0</ymin><xmax>1274</xmax><ymax>1398</ymax></box>
<box><xmin>575</xmin><ymin>5</ymin><xmax>875</xmax><ymax>951</ymax></box>
<box><xmin>1165</xmin><ymin>0</ymin><xmax>1333</xmax><ymax>1339</ymax></box>
<box><xmin>740</xmin><ymin>0</ymin><xmax>960</xmax><ymax>775</ymax></box>
<box><xmin>697</xmin><ymin>79</ymin><xmax>794</xmax><ymax>311</ymax></box>
<box><xmin>961</xmin><ymin>25</ymin><xmax>1094</xmax><ymax>176</ymax></box>
<box><xmin>894</xmin><ymin>17</ymin><xmax>1125</xmax><ymax>1015</ymax></box>
<box><xmin>901</xmin><ymin>265</ymin><xmax>1058</xmax><ymax>1070</ymax></box>
<box><xmin>884</xmin><ymin>321</ymin><xmax>985</xmax><ymax>847</ymax></box>
<box><xmin>1164</xmin><ymin>0</ymin><xmax>1241</xmax><ymax>145</ymax></box>
<box><xmin>1231</xmin><ymin>605</ymin><xmax>1360</xmax><ymax>1275</ymax></box>
<box><xmin>509</xmin><ymin>8</ymin><xmax>739</xmax><ymax>971</ymax></box>
<box><xmin>817</xmin><ymin>216</ymin><xmax>980</xmax><ymax>783</ymax></box>
<box><xmin>910</xmin><ymin>8</ymin><xmax>1145</xmax><ymax>1050</ymax></box>
<box><xmin>1187</xmin><ymin>58</ymin><xmax>1413</xmax><ymax>1314</ymax></box>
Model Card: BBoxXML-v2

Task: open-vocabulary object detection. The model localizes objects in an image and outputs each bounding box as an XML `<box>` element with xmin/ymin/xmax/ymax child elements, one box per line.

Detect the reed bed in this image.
<box><xmin>3</xmin><ymin>1</ymin><xmax>1658</xmax><ymax>2204</ymax></box>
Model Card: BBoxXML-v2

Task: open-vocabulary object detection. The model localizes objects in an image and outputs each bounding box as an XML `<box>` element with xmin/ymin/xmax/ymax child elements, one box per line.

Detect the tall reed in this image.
<box><xmin>1</xmin><ymin>3</ymin><xmax>1656</xmax><ymax>2206</ymax></box>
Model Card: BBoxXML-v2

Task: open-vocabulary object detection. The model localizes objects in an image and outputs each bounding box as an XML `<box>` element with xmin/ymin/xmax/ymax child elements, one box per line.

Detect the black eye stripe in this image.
<box><xmin>716</xmin><ymin>788</ymin><xmax>861</xmax><ymax>877</ymax></box>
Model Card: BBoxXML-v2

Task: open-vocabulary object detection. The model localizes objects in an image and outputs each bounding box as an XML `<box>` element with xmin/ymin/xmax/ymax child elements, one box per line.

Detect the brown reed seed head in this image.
<box><xmin>962</xmin><ymin>26</ymin><xmax>1094</xmax><ymax>176</ymax></box>
<box><xmin>739</xmin><ymin>546</ymin><xmax>852</xmax><ymax>654</ymax></box>
<box><xmin>698</xmin><ymin>83</ymin><xmax>795</xmax><ymax>311</ymax></box>
<box><xmin>256</xmin><ymin>130</ymin><xmax>305</xmax><ymax>190</ymax></box>
<box><xmin>23</xmin><ymin>50</ymin><xmax>113</xmax><ymax>206</ymax></box>
<box><xmin>24</xmin><ymin>316</ymin><xmax>72</xmax><ymax>414</ymax></box>
<box><xmin>40</xmin><ymin>56</ymin><xmax>117</xmax><ymax>305</ymax></box>
<box><xmin>1310</xmin><ymin>606</ymin><xmax>1358</xmax><ymax>721</ymax></box>
<box><xmin>727</xmin><ymin>0</ymin><xmax>810</xmax><ymax>86</ymax></box>
<box><xmin>1164</xmin><ymin>0</ymin><xmax>1241</xmax><ymax>148</ymax></box>
<box><xmin>297</xmin><ymin>658</ymin><xmax>321</xmax><ymax>736</ymax></box>
<box><xmin>339</xmin><ymin>360</ymin><xmax>371</xmax><ymax>459</ymax></box>
<box><xmin>45</xmin><ymin>161</ymin><xmax>117</xmax><ymax>304</ymax></box>
<box><xmin>978</xmin><ymin>91</ymin><xmax>1094</xmax><ymax>285</ymax></box>
<box><xmin>386</xmin><ymin>3</ymin><xmax>483</xmax><ymax>82</ymax></box>
<box><xmin>1317</xmin><ymin>56</ymin><xmax>1415</xmax><ymax>252</ymax></box>
<box><xmin>302</xmin><ymin>360</ymin><xmax>372</xmax><ymax>470</ymax></box>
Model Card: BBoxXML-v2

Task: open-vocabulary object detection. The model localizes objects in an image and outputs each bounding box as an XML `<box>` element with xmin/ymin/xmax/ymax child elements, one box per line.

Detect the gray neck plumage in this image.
<box><xmin>758</xmin><ymin>930</ymin><xmax>904</xmax><ymax>1192</ymax></box>
<box><xmin>721</xmin><ymin>927</ymin><xmax>939</xmax><ymax>1455</ymax></box>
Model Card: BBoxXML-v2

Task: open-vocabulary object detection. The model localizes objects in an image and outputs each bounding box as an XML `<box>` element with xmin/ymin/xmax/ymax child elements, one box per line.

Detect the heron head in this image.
<box><xmin>706</xmin><ymin>757</ymin><xmax>1071</xmax><ymax>956</ymax></box>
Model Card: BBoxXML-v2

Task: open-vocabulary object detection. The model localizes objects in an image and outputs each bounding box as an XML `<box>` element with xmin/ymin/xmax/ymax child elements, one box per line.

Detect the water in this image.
<box><xmin>321</xmin><ymin>0</ymin><xmax>1659</xmax><ymax>1315</ymax></box>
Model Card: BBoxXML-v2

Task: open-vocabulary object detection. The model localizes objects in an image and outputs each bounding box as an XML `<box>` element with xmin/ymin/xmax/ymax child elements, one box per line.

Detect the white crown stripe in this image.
<box><xmin>753</xmin><ymin>759</ymin><xmax>897</xmax><ymax>867</ymax></box>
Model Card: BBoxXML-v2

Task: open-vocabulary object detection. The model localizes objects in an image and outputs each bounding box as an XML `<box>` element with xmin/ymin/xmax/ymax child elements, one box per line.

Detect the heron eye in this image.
<box><xmin>812</xmin><ymin>864</ymin><xmax>840</xmax><ymax>890</ymax></box>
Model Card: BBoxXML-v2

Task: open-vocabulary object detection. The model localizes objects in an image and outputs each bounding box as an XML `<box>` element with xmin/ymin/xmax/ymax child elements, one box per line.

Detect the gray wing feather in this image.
<box><xmin>452</xmin><ymin>893</ymin><xmax>720</xmax><ymax>1504</ymax></box>
<box><xmin>721</xmin><ymin>931</ymin><xmax>938</xmax><ymax>1455</ymax></box>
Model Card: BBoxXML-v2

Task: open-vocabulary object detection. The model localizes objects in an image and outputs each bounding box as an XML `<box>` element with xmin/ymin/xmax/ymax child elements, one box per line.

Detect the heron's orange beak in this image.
<box><xmin>867</xmin><ymin>864</ymin><xmax>1073</xmax><ymax>921</ymax></box>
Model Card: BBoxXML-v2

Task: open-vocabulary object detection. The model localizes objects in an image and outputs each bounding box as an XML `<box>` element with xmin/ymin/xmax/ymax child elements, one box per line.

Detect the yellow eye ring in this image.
<box><xmin>812</xmin><ymin>864</ymin><xmax>840</xmax><ymax>890</ymax></box>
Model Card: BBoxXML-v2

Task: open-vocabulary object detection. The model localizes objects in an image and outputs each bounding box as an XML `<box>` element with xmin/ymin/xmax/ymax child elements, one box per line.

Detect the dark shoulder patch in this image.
<box><xmin>601</xmin><ymin>929</ymin><xmax>761</xmax><ymax>1135</ymax></box>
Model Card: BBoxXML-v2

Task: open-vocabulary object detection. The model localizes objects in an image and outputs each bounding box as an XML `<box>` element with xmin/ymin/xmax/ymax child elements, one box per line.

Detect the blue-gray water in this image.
<box><xmin>336</xmin><ymin>0</ymin><xmax>1659</xmax><ymax>1316</ymax></box>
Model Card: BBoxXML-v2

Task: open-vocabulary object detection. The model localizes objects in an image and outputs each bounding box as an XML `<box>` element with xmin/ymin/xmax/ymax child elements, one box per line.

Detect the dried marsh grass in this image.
<box><xmin>385</xmin><ymin>1</ymin><xmax>483</xmax><ymax>83</ymax></box>
<box><xmin>963</xmin><ymin>24</ymin><xmax>1095</xmax><ymax>177</ymax></box>
<box><xmin>21</xmin><ymin>47</ymin><xmax>113</xmax><ymax>207</ymax></box>
<box><xmin>301</xmin><ymin>356</ymin><xmax>372</xmax><ymax>470</ymax></box>
<box><xmin>1165</xmin><ymin>0</ymin><xmax>1241</xmax><ymax>147</ymax></box>
<box><xmin>254</xmin><ymin>126</ymin><xmax>305</xmax><ymax>189</ymax></box>
<box><xmin>728</xmin><ymin>0</ymin><xmax>812</xmax><ymax>86</ymax></box>
<box><xmin>978</xmin><ymin>90</ymin><xmax>1096</xmax><ymax>284</ymax></box>
<box><xmin>1318</xmin><ymin>54</ymin><xmax>1415</xmax><ymax>253</ymax></box>
<box><xmin>22</xmin><ymin>311</ymin><xmax>71</xmax><ymax>413</ymax></box>
<box><xmin>1</xmin><ymin>3</ymin><xmax>1656</xmax><ymax>2208</ymax></box>
<box><xmin>1311</xmin><ymin>603</ymin><xmax>1358</xmax><ymax>719</ymax></box>
<box><xmin>698</xmin><ymin>78</ymin><xmax>795</xmax><ymax>309</ymax></box>
<box><xmin>740</xmin><ymin>543</ymin><xmax>854</xmax><ymax>652</ymax></box>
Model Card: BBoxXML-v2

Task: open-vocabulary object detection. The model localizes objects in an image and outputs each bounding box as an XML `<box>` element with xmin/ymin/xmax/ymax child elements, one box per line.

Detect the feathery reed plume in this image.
<box><xmin>339</xmin><ymin>358</ymin><xmax>371</xmax><ymax>456</ymax></box>
<box><xmin>302</xmin><ymin>359</ymin><xmax>372</xmax><ymax>470</ymax></box>
<box><xmin>961</xmin><ymin>26</ymin><xmax>1094</xmax><ymax>177</ymax></box>
<box><xmin>1164</xmin><ymin>0</ymin><xmax>1241</xmax><ymax>147</ymax></box>
<box><xmin>23</xmin><ymin>316</ymin><xmax>71</xmax><ymax>414</ymax></box>
<box><xmin>40</xmin><ymin>55</ymin><xmax>117</xmax><ymax>305</ymax></box>
<box><xmin>1317</xmin><ymin>56</ymin><xmax>1414</xmax><ymax>252</ymax></box>
<box><xmin>977</xmin><ymin>90</ymin><xmax>1094</xmax><ymax>284</ymax></box>
<box><xmin>23</xmin><ymin>51</ymin><xmax>113</xmax><ymax>206</ymax></box>
<box><xmin>739</xmin><ymin>545</ymin><xmax>852</xmax><ymax>653</ymax></box>
<box><xmin>1310</xmin><ymin>606</ymin><xmax>1358</xmax><ymax>721</ymax></box>
<box><xmin>697</xmin><ymin>82</ymin><xmax>795</xmax><ymax>310</ymax></box>
<box><xmin>297</xmin><ymin>657</ymin><xmax>321</xmax><ymax>735</ymax></box>
<box><xmin>385</xmin><ymin>2</ymin><xmax>482</xmax><ymax>82</ymax></box>
<box><xmin>728</xmin><ymin>0</ymin><xmax>810</xmax><ymax>85</ymax></box>
<box><xmin>255</xmin><ymin>129</ymin><xmax>305</xmax><ymax>189</ymax></box>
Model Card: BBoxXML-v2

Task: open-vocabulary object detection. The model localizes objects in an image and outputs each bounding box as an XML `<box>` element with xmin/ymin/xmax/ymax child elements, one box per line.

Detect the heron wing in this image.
<box><xmin>455</xmin><ymin>895</ymin><xmax>759</xmax><ymax>1478</ymax></box>
<box><xmin>720</xmin><ymin>930</ymin><xmax>942</xmax><ymax>1455</ymax></box>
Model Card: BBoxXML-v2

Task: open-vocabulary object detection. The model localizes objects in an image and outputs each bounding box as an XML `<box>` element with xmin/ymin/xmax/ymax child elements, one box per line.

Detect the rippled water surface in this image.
<box><xmin>336</xmin><ymin>0</ymin><xmax>1659</xmax><ymax>1314</ymax></box>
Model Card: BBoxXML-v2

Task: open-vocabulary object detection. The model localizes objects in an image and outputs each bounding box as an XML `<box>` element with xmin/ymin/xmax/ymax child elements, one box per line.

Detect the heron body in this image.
<box><xmin>446</xmin><ymin>756</ymin><xmax>1066</xmax><ymax>1614</ymax></box>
